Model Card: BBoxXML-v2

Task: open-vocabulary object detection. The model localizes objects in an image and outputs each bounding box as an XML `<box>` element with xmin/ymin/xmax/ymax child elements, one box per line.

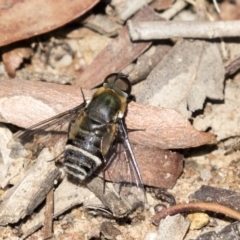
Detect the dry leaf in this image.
<box><xmin>128</xmin><ymin>43</ymin><xmax>172</xmax><ymax>84</ymax></box>
<box><xmin>135</xmin><ymin>39</ymin><xmax>225</xmax><ymax>118</ymax></box>
<box><xmin>106</xmin><ymin>145</ymin><xmax>183</xmax><ymax>188</ymax></box>
<box><xmin>74</xmin><ymin>6</ymin><xmax>162</xmax><ymax>89</ymax></box>
<box><xmin>220</xmin><ymin>2</ymin><xmax>240</xmax><ymax>20</ymax></box>
<box><xmin>2</xmin><ymin>46</ymin><xmax>33</xmax><ymax>77</ymax></box>
<box><xmin>0</xmin><ymin>79</ymin><xmax>216</xmax><ymax>149</ymax></box>
<box><xmin>127</xmin><ymin>102</ymin><xmax>216</xmax><ymax>149</ymax></box>
<box><xmin>194</xmin><ymin>80</ymin><xmax>240</xmax><ymax>140</ymax></box>
<box><xmin>150</xmin><ymin>0</ymin><xmax>174</xmax><ymax>11</ymax></box>
<box><xmin>0</xmin><ymin>0</ymin><xmax>99</xmax><ymax>47</ymax></box>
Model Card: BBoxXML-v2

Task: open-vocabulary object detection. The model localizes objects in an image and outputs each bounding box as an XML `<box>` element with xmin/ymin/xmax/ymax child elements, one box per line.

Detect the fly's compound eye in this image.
<box><xmin>104</xmin><ymin>73</ymin><xmax>132</xmax><ymax>97</ymax></box>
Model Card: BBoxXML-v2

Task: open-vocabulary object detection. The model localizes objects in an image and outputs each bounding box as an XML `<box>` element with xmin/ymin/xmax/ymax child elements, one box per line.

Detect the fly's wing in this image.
<box><xmin>104</xmin><ymin>118</ymin><xmax>146</xmax><ymax>207</ymax></box>
<box><xmin>8</xmin><ymin>103</ymin><xmax>86</xmax><ymax>158</ymax></box>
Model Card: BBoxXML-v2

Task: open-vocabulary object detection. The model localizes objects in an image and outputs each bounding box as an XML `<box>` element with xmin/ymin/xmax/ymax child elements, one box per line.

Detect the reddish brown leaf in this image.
<box><xmin>105</xmin><ymin>145</ymin><xmax>183</xmax><ymax>188</ymax></box>
<box><xmin>150</xmin><ymin>0</ymin><xmax>174</xmax><ymax>11</ymax></box>
<box><xmin>220</xmin><ymin>2</ymin><xmax>240</xmax><ymax>20</ymax></box>
<box><xmin>0</xmin><ymin>79</ymin><xmax>216</xmax><ymax>149</ymax></box>
<box><xmin>0</xmin><ymin>0</ymin><xmax>99</xmax><ymax>47</ymax></box>
<box><xmin>127</xmin><ymin>102</ymin><xmax>216</xmax><ymax>149</ymax></box>
<box><xmin>74</xmin><ymin>6</ymin><xmax>162</xmax><ymax>89</ymax></box>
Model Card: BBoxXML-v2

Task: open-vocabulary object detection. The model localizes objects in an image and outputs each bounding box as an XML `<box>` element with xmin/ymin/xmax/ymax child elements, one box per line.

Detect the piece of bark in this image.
<box><xmin>194</xmin><ymin>221</ymin><xmax>240</xmax><ymax>240</ymax></box>
<box><xmin>190</xmin><ymin>185</ymin><xmax>240</xmax><ymax>212</ymax></box>
<box><xmin>73</xmin><ymin>6</ymin><xmax>162</xmax><ymax>89</ymax></box>
<box><xmin>100</xmin><ymin>222</ymin><xmax>121</xmax><ymax>240</ymax></box>
<box><xmin>0</xmin><ymin>0</ymin><xmax>99</xmax><ymax>47</ymax></box>
<box><xmin>0</xmin><ymin>148</ymin><xmax>61</xmax><ymax>226</ymax></box>
<box><xmin>135</xmin><ymin>39</ymin><xmax>225</xmax><ymax>118</ymax></box>
<box><xmin>0</xmin><ymin>79</ymin><xmax>216</xmax><ymax>149</ymax></box>
<box><xmin>157</xmin><ymin>214</ymin><xmax>190</xmax><ymax>240</ymax></box>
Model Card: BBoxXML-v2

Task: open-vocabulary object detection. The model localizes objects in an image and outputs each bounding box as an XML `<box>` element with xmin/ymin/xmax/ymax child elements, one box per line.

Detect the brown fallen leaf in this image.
<box><xmin>105</xmin><ymin>145</ymin><xmax>183</xmax><ymax>188</ymax></box>
<box><xmin>135</xmin><ymin>39</ymin><xmax>225</xmax><ymax>118</ymax></box>
<box><xmin>0</xmin><ymin>79</ymin><xmax>216</xmax><ymax>149</ymax></box>
<box><xmin>127</xmin><ymin>102</ymin><xmax>216</xmax><ymax>149</ymax></box>
<box><xmin>0</xmin><ymin>0</ymin><xmax>99</xmax><ymax>47</ymax></box>
<box><xmin>2</xmin><ymin>45</ymin><xmax>33</xmax><ymax>78</ymax></box>
<box><xmin>74</xmin><ymin>6</ymin><xmax>163</xmax><ymax>89</ymax></box>
<box><xmin>220</xmin><ymin>2</ymin><xmax>240</xmax><ymax>21</ymax></box>
<box><xmin>150</xmin><ymin>0</ymin><xmax>174</xmax><ymax>11</ymax></box>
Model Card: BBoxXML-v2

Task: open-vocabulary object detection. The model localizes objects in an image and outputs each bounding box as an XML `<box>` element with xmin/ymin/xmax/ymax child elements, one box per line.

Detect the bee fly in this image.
<box><xmin>11</xmin><ymin>73</ymin><xmax>145</xmax><ymax>203</ymax></box>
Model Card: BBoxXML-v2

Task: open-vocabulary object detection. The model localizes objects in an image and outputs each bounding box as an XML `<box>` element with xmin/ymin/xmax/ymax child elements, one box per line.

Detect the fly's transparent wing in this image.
<box><xmin>104</xmin><ymin>118</ymin><xmax>146</xmax><ymax>208</ymax></box>
<box><xmin>8</xmin><ymin>103</ymin><xmax>86</xmax><ymax>158</ymax></box>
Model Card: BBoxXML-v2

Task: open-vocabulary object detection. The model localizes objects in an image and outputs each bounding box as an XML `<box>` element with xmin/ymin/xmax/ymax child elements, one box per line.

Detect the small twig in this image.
<box><xmin>212</xmin><ymin>0</ymin><xmax>220</xmax><ymax>13</ymax></box>
<box><xmin>159</xmin><ymin>0</ymin><xmax>188</xmax><ymax>20</ymax></box>
<box><xmin>127</xmin><ymin>20</ymin><xmax>240</xmax><ymax>40</ymax></box>
<box><xmin>43</xmin><ymin>189</ymin><xmax>54</xmax><ymax>239</ymax></box>
<box><xmin>152</xmin><ymin>202</ymin><xmax>240</xmax><ymax>225</ymax></box>
<box><xmin>225</xmin><ymin>56</ymin><xmax>240</xmax><ymax>77</ymax></box>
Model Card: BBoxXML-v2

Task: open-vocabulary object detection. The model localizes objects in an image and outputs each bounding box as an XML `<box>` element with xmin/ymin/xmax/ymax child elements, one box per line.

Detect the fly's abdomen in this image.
<box><xmin>64</xmin><ymin>134</ymin><xmax>103</xmax><ymax>180</ymax></box>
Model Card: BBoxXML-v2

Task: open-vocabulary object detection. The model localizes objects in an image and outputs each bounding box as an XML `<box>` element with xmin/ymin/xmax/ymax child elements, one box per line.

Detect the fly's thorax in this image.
<box><xmin>86</xmin><ymin>87</ymin><xmax>127</xmax><ymax>124</ymax></box>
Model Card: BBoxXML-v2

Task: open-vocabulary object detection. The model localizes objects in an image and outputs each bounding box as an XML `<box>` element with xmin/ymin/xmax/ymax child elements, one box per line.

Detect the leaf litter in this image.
<box><xmin>0</xmin><ymin>0</ymin><xmax>240</xmax><ymax>239</ymax></box>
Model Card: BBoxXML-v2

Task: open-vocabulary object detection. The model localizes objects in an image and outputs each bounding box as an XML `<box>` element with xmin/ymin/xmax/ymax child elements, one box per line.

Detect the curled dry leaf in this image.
<box><xmin>2</xmin><ymin>46</ymin><xmax>33</xmax><ymax>77</ymax></box>
<box><xmin>135</xmin><ymin>39</ymin><xmax>225</xmax><ymax>118</ymax></box>
<box><xmin>0</xmin><ymin>0</ymin><xmax>99</xmax><ymax>47</ymax></box>
<box><xmin>74</xmin><ymin>6</ymin><xmax>162</xmax><ymax>89</ymax></box>
<box><xmin>0</xmin><ymin>79</ymin><xmax>216</xmax><ymax>149</ymax></box>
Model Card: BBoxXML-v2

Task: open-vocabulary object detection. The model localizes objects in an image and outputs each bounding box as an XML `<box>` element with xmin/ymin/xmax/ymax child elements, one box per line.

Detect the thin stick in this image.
<box><xmin>43</xmin><ymin>189</ymin><xmax>54</xmax><ymax>239</ymax></box>
<box><xmin>152</xmin><ymin>202</ymin><xmax>240</xmax><ymax>225</ymax></box>
<box><xmin>225</xmin><ymin>55</ymin><xmax>240</xmax><ymax>76</ymax></box>
<box><xmin>212</xmin><ymin>0</ymin><xmax>220</xmax><ymax>13</ymax></box>
<box><xmin>127</xmin><ymin>20</ymin><xmax>240</xmax><ymax>40</ymax></box>
<box><xmin>159</xmin><ymin>0</ymin><xmax>188</xmax><ymax>20</ymax></box>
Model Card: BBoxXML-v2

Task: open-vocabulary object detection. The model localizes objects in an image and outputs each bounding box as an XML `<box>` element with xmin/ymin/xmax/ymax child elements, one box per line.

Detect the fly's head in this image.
<box><xmin>103</xmin><ymin>73</ymin><xmax>131</xmax><ymax>119</ymax></box>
